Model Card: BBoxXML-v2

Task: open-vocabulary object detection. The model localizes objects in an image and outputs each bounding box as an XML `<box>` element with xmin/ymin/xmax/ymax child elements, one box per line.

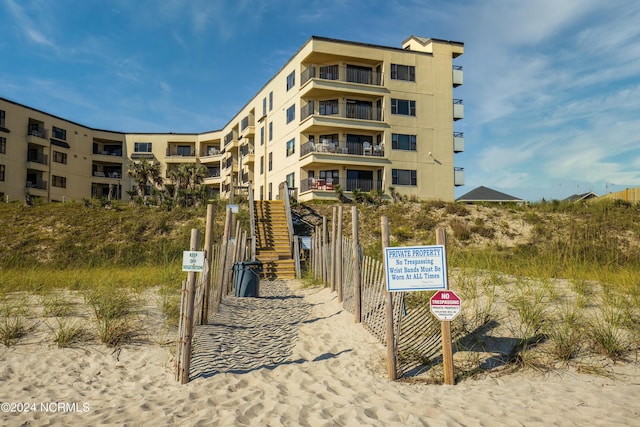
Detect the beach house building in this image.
<box><xmin>0</xmin><ymin>35</ymin><xmax>464</xmax><ymax>203</ymax></box>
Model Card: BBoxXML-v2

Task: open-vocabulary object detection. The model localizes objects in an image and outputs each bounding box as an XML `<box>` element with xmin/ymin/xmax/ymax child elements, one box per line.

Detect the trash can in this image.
<box><xmin>233</xmin><ymin>260</ymin><xmax>263</xmax><ymax>297</ymax></box>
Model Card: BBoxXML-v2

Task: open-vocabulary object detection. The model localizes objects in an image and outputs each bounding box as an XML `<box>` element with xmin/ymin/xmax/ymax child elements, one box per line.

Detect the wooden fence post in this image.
<box><xmin>352</xmin><ymin>206</ymin><xmax>362</xmax><ymax>323</ymax></box>
<box><xmin>217</xmin><ymin>207</ymin><xmax>233</xmax><ymax>303</ymax></box>
<box><xmin>336</xmin><ymin>205</ymin><xmax>343</xmax><ymax>302</ymax></box>
<box><xmin>330</xmin><ymin>206</ymin><xmax>337</xmax><ymax>292</ymax></box>
<box><xmin>381</xmin><ymin>216</ymin><xmax>397</xmax><ymax>381</ymax></box>
<box><xmin>177</xmin><ymin>228</ymin><xmax>200</xmax><ymax>384</ymax></box>
<box><xmin>323</xmin><ymin>215</ymin><xmax>329</xmax><ymax>284</ymax></box>
<box><xmin>201</xmin><ymin>203</ymin><xmax>215</xmax><ymax>324</ymax></box>
<box><xmin>436</xmin><ymin>227</ymin><xmax>455</xmax><ymax>385</ymax></box>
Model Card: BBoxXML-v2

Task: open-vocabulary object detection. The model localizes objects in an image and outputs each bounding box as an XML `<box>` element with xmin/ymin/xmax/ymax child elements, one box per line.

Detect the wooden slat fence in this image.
<box><xmin>308</xmin><ymin>208</ymin><xmax>442</xmax><ymax>379</ymax></box>
<box><xmin>176</xmin><ymin>206</ymin><xmax>251</xmax><ymax>383</ymax></box>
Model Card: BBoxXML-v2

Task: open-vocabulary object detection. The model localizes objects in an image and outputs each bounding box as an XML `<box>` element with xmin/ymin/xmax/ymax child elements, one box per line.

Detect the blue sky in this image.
<box><xmin>1</xmin><ymin>0</ymin><xmax>639</xmax><ymax>201</ymax></box>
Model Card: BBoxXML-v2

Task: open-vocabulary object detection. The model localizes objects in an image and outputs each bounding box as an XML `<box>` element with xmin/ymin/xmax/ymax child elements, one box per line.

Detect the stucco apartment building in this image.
<box><xmin>0</xmin><ymin>35</ymin><xmax>464</xmax><ymax>204</ymax></box>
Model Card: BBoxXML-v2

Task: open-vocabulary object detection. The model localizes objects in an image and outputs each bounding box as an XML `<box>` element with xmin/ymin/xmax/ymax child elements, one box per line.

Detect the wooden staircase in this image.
<box><xmin>254</xmin><ymin>200</ymin><xmax>296</xmax><ymax>279</ymax></box>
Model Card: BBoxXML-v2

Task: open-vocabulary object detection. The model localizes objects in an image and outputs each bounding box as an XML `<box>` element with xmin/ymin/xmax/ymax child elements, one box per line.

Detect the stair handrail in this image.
<box><xmin>279</xmin><ymin>182</ymin><xmax>295</xmax><ymax>257</ymax></box>
<box><xmin>248</xmin><ymin>182</ymin><xmax>257</xmax><ymax>260</ymax></box>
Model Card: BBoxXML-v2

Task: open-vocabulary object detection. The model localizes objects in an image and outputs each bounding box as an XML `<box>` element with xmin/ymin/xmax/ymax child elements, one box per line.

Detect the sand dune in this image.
<box><xmin>1</xmin><ymin>280</ymin><xmax>639</xmax><ymax>426</ymax></box>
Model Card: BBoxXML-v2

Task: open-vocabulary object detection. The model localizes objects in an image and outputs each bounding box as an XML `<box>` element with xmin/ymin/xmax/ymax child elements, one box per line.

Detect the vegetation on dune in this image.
<box><xmin>1</xmin><ymin>197</ymin><xmax>638</xmax><ymax>370</ymax></box>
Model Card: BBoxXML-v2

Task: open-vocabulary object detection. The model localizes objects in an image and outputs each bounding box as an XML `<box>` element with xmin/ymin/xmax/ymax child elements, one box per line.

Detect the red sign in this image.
<box><xmin>430</xmin><ymin>290</ymin><xmax>461</xmax><ymax>321</ymax></box>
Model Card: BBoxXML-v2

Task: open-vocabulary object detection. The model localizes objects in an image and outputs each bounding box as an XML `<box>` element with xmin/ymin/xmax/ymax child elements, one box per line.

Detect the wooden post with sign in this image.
<box><xmin>177</xmin><ymin>228</ymin><xmax>200</xmax><ymax>384</ymax></box>
<box><xmin>381</xmin><ymin>216</ymin><xmax>397</xmax><ymax>380</ymax></box>
<box><xmin>436</xmin><ymin>227</ymin><xmax>454</xmax><ymax>385</ymax></box>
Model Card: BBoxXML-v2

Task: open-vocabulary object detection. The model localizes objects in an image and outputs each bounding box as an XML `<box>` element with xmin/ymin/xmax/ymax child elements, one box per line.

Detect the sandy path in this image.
<box><xmin>1</xmin><ymin>280</ymin><xmax>639</xmax><ymax>426</ymax></box>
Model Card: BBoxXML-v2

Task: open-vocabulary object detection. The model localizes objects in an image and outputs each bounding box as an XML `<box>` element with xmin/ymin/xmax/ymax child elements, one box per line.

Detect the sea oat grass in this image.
<box><xmin>0</xmin><ymin>297</ymin><xmax>30</xmax><ymax>346</ymax></box>
<box><xmin>49</xmin><ymin>318</ymin><xmax>88</xmax><ymax>347</ymax></box>
<box><xmin>588</xmin><ymin>315</ymin><xmax>628</xmax><ymax>361</ymax></box>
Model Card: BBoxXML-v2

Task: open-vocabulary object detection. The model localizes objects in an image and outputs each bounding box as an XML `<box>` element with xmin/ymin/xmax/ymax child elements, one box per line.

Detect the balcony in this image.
<box><xmin>454</xmin><ymin>132</ymin><xmax>464</xmax><ymax>153</ymax></box>
<box><xmin>224</xmin><ymin>130</ymin><xmax>238</xmax><ymax>150</ymax></box>
<box><xmin>92</xmin><ymin>170</ymin><xmax>122</xmax><ymax>179</ymax></box>
<box><xmin>300</xmin><ymin>177</ymin><xmax>339</xmax><ymax>193</ymax></box>
<box><xmin>453</xmin><ymin>99</ymin><xmax>464</xmax><ymax>121</ymax></box>
<box><xmin>26</xmin><ymin>127</ymin><xmax>49</xmax><ymax>146</ymax></box>
<box><xmin>301</xmin><ymin>65</ymin><xmax>383</xmax><ymax>87</ymax></box>
<box><xmin>300</xmin><ymin>100</ymin><xmax>384</xmax><ymax>125</ymax></box>
<box><xmin>454</xmin><ymin>167</ymin><xmax>465</xmax><ymax>186</ymax></box>
<box><xmin>453</xmin><ymin>65</ymin><xmax>463</xmax><ymax>87</ymax></box>
<box><xmin>93</xmin><ymin>147</ymin><xmax>123</xmax><ymax>157</ymax></box>
<box><xmin>26</xmin><ymin>180</ymin><xmax>48</xmax><ymax>191</ymax></box>
<box><xmin>240</xmin><ymin>116</ymin><xmax>255</xmax><ymax>138</ymax></box>
<box><xmin>300</xmin><ymin>140</ymin><xmax>384</xmax><ymax>157</ymax></box>
<box><xmin>27</xmin><ymin>151</ymin><xmax>48</xmax><ymax>166</ymax></box>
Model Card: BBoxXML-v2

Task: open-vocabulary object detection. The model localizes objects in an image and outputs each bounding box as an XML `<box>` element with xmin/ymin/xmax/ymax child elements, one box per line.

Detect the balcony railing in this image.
<box><xmin>301</xmin><ymin>100</ymin><xmax>383</xmax><ymax>122</ymax></box>
<box><xmin>453</xmin><ymin>65</ymin><xmax>463</xmax><ymax>87</ymax></box>
<box><xmin>240</xmin><ymin>144</ymin><xmax>255</xmax><ymax>156</ymax></box>
<box><xmin>454</xmin><ymin>132</ymin><xmax>464</xmax><ymax>153</ymax></box>
<box><xmin>27</xmin><ymin>126</ymin><xmax>48</xmax><ymax>139</ymax></box>
<box><xmin>166</xmin><ymin>148</ymin><xmax>196</xmax><ymax>157</ymax></box>
<box><xmin>300</xmin><ymin>140</ymin><xmax>384</xmax><ymax>157</ymax></box>
<box><xmin>300</xmin><ymin>177</ymin><xmax>340</xmax><ymax>193</ymax></box>
<box><xmin>224</xmin><ymin>130</ymin><xmax>237</xmax><ymax>144</ymax></box>
<box><xmin>345</xmin><ymin>178</ymin><xmax>379</xmax><ymax>192</ymax></box>
<box><xmin>301</xmin><ymin>65</ymin><xmax>383</xmax><ymax>86</ymax></box>
<box><xmin>200</xmin><ymin>147</ymin><xmax>221</xmax><ymax>157</ymax></box>
<box><xmin>453</xmin><ymin>99</ymin><xmax>464</xmax><ymax>120</ymax></box>
<box><xmin>93</xmin><ymin>171</ymin><xmax>122</xmax><ymax>178</ymax></box>
<box><xmin>26</xmin><ymin>180</ymin><xmax>47</xmax><ymax>190</ymax></box>
<box><xmin>454</xmin><ymin>167</ymin><xmax>465</xmax><ymax>186</ymax></box>
<box><xmin>27</xmin><ymin>152</ymin><xmax>48</xmax><ymax>165</ymax></box>
<box><xmin>93</xmin><ymin>148</ymin><xmax>123</xmax><ymax>156</ymax></box>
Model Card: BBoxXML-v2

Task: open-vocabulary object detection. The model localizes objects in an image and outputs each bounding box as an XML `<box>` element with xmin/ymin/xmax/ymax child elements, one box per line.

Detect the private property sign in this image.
<box><xmin>430</xmin><ymin>290</ymin><xmax>461</xmax><ymax>321</ymax></box>
<box><xmin>384</xmin><ymin>245</ymin><xmax>448</xmax><ymax>291</ymax></box>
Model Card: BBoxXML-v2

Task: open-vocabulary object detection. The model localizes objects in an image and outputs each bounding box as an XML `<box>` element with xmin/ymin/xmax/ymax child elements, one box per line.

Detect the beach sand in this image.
<box><xmin>1</xmin><ymin>280</ymin><xmax>639</xmax><ymax>426</ymax></box>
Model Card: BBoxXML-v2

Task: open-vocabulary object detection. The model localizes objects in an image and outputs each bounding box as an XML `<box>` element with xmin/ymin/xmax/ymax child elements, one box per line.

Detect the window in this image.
<box><xmin>319</xmin><ymin>99</ymin><xmax>338</xmax><ymax>115</ymax></box>
<box><xmin>286</xmin><ymin>105</ymin><xmax>295</xmax><ymax>124</ymax></box>
<box><xmin>286</xmin><ymin>138</ymin><xmax>295</xmax><ymax>157</ymax></box>
<box><xmin>392</xmin><ymin>169</ymin><xmax>417</xmax><ymax>186</ymax></box>
<box><xmin>0</xmin><ymin>137</ymin><xmax>5</xmax><ymax>154</ymax></box>
<box><xmin>260</xmin><ymin>155</ymin><xmax>264</xmax><ymax>175</ymax></box>
<box><xmin>392</xmin><ymin>134</ymin><xmax>417</xmax><ymax>151</ymax></box>
<box><xmin>134</xmin><ymin>142</ymin><xmax>152</xmax><ymax>152</ymax></box>
<box><xmin>320</xmin><ymin>65</ymin><xmax>338</xmax><ymax>80</ymax></box>
<box><xmin>260</xmin><ymin>127</ymin><xmax>264</xmax><ymax>145</ymax></box>
<box><xmin>286</xmin><ymin>71</ymin><xmax>295</xmax><ymax>91</ymax></box>
<box><xmin>262</xmin><ymin>97</ymin><xmax>267</xmax><ymax>117</ymax></box>
<box><xmin>268</xmin><ymin>182</ymin><xmax>272</xmax><ymax>200</ymax></box>
<box><xmin>269</xmin><ymin>92</ymin><xmax>273</xmax><ymax>111</ymax></box>
<box><xmin>0</xmin><ymin>110</ymin><xmax>5</xmax><ymax>128</ymax></box>
<box><xmin>52</xmin><ymin>175</ymin><xmax>67</xmax><ymax>188</ymax></box>
<box><xmin>286</xmin><ymin>172</ymin><xmax>295</xmax><ymax>189</ymax></box>
<box><xmin>319</xmin><ymin>169</ymin><xmax>339</xmax><ymax>182</ymax></box>
<box><xmin>0</xmin><ymin>164</ymin><xmax>4</xmax><ymax>181</ymax></box>
<box><xmin>391</xmin><ymin>64</ymin><xmax>415</xmax><ymax>81</ymax></box>
<box><xmin>391</xmin><ymin>99</ymin><xmax>416</xmax><ymax>116</ymax></box>
<box><xmin>177</xmin><ymin>145</ymin><xmax>192</xmax><ymax>156</ymax></box>
<box><xmin>268</xmin><ymin>152</ymin><xmax>272</xmax><ymax>171</ymax></box>
<box><xmin>53</xmin><ymin>151</ymin><xmax>67</xmax><ymax>164</ymax></box>
<box><xmin>52</xmin><ymin>126</ymin><xmax>66</xmax><ymax>140</ymax></box>
<box><xmin>346</xmin><ymin>64</ymin><xmax>372</xmax><ymax>84</ymax></box>
<box><xmin>260</xmin><ymin>185</ymin><xmax>264</xmax><ymax>200</ymax></box>
<box><xmin>268</xmin><ymin>122</ymin><xmax>273</xmax><ymax>141</ymax></box>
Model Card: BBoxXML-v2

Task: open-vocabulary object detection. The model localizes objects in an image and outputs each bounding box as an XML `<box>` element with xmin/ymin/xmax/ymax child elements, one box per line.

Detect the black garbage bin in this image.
<box><xmin>233</xmin><ymin>260</ymin><xmax>263</xmax><ymax>297</ymax></box>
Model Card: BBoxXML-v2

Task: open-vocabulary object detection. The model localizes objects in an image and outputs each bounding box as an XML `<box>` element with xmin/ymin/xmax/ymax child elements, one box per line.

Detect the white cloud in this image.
<box><xmin>4</xmin><ymin>0</ymin><xmax>57</xmax><ymax>49</ymax></box>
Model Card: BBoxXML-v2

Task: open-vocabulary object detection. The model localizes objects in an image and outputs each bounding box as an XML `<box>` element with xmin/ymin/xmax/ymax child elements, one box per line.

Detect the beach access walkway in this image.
<box><xmin>190</xmin><ymin>280</ymin><xmax>313</xmax><ymax>379</ymax></box>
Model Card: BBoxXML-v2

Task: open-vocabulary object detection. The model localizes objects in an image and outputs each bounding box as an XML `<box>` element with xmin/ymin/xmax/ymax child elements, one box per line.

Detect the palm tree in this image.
<box><xmin>168</xmin><ymin>163</ymin><xmax>207</xmax><ymax>206</ymax></box>
<box><xmin>127</xmin><ymin>159</ymin><xmax>163</xmax><ymax>200</ymax></box>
